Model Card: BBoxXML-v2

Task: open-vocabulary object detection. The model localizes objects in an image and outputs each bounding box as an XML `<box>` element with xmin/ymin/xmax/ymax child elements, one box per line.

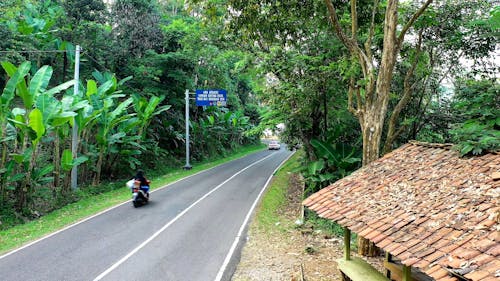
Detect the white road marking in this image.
<box><xmin>93</xmin><ymin>153</ymin><xmax>276</xmax><ymax>281</ymax></box>
<box><xmin>214</xmin><ymin>151</ymin><xmax>295</xmax><ymax>281</ymax></box>
<box><xmin>0</xmin><ymin>199</ymin><xmax>130</xmax><ymax>260</ymax></box>
<box><xmin>0</xmin><ymin>152</ymin><xmax>260</xmax><ymax>260</ymax></box>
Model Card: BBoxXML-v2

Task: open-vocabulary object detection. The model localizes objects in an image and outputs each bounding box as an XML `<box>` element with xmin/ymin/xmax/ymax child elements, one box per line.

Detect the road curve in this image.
<box><xmin>0</xmin><ymin>148</ymin><xmax>293</xmax><ymax>281</ymax></box>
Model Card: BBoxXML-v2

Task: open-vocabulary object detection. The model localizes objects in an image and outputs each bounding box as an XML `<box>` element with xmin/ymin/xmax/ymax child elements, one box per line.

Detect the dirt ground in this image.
<box><xmin>231</xmin><ymin>174</ymin><xmax>384</xmax><ymax>281</ymax></box>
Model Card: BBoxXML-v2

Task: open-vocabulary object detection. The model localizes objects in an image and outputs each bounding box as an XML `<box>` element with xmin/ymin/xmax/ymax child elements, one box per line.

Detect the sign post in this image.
<box><xmin>184</xmin><ymin>89</ymin><xmax>227</xmax><ymax>170</ymax></box>
<box><xmin>195</xmin><ymin>89</ymin><xmax>227</xmax><ymax>106</ymax></box>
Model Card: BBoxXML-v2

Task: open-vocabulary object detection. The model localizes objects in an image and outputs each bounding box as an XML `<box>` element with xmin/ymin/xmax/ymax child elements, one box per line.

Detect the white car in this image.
<box><xmin>268</xmin><ymin>140</ymin><xmax>281</xmax><ymax>150</ymax></box>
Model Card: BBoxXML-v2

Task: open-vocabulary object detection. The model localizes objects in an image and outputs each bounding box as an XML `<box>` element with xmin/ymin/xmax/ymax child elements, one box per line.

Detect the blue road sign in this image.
<box><xmin>195</xmin><ymin>89</ymin><xmax>227</xmax><ymax>106</ymax></box>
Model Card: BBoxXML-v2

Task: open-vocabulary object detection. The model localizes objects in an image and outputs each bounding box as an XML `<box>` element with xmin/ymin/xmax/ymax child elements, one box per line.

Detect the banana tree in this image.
<box><xmin>81</xmin><ymin>73</ymin><xmax>136</xmax><ymax>185</ymax></box>
<box><xmin>93</xmin><ymin>97</ymin><xmax>135</xmax><ymax>185</ymax></box>
<box><xmin>228</xmin><ymin>111</ymin><xmax>251</xmax><ymax>146</ymax></box>
<box><xmin>69</xmin><ymin>74</ymin><xmax>136</xmax><ymax>185</ymax></box>
<box><xmin>0</xmin><ymin>61</ymin><xmax>31</xmax><ymax>202</ymax></box>
<box><xmin>2</xmin><ymin>62</ymin><xmax>74</xmax><ymax>210</ymax></box>
<box><xmin>38</xmin><ymin>92</ymin><xmax>89</xmax><ymax>190</ymax></box>
<box><xmin>132</xmin><ymin>94</ymin><xmax>171</xmax><ymax>140</ymax></box>
<box><xmin>302</xmin><ymin>138</ymin><xmax>361</xmax><ymax>196</ymax></box>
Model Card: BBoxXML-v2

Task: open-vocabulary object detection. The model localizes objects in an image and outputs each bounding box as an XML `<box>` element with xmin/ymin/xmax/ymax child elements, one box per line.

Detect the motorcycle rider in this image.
<box><xmin>133</xmin><ymin>170</ymin><xmax>150</xmax><ymax>198</ymax></box>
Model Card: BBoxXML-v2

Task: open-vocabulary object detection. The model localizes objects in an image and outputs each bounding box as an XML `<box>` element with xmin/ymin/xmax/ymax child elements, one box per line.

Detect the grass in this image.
<box><xmin>254</xmin><ymin>150</ymin><xmax>356</xmax><ymax>246</ymax></box>
<box><xmin>0</xmin><ymin>143</ymin><xmax>265</xmax><ymax>255</ymax></box>
<box><xmin>255</xmin><ymin>150</ymin><xmax>302</xmax><ymax>231</ymax></box>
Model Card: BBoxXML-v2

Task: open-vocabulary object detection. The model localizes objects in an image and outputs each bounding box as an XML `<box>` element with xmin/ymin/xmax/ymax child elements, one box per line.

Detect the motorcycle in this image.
<box><xmin>127</xmin><ymin>179</ymin><xmax>150</xmax><ymax>208</ymax></box>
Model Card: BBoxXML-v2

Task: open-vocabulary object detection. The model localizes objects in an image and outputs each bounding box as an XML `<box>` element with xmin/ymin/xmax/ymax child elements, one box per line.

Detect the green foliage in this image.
<box><xmin>111</xmin><ymin>0</ymin><xmax>164</xmax><ymax>59</ymax></box>
<box><xmin>0</xmin><ymin>0</ymin><xmax>262</xmax><ymax>222</ymax></box>
<box><xmin>1</xmin><ymin>60</ymin><xmax>76</xmax><ymax>212</ymax></box>
<box><xmin>450</xmin><ymin>78</ymin><xmax>500</xmax><ymax>156</ymax></box>
<box><xmin>62</xmin><ymin>0</ymin><xmax>107</xmax><ymax>24</ymax></box>
<box><xmin>304</xmin><ymin>209</ymin><xmax>345</xmax><ymax>238</ymax></box>
<box><xmin>387</xmin><ymin>0</ymin><xmax>498</xmax><ymax>150</ymax></box>
<box><xmin>191</xmin><ymin>107</ymin><xmax>258</xmax><ymax>160</ymax></box>
<box><xmin>255</xmin><ymin>151</ymin><xmax>301</xmax><ymax>231</ymax></box>
<box><xmin>61</xmin><ymin>149</ymin><xmax>88</xmax><ymax>172</ymax></box>
<box><xmin>452</xmin><ymin>120</ymin><xmax>499</xmax><ymax>156</ymax></box>
<box><xmin>302</xmin><ymin>137</ymin><xmax>361</xmax><ymax>196</ymax></box>
<box><xmin>0</xmin><ymin>62</ymin><xmax>170</xmax><ymax>213</ymax></box>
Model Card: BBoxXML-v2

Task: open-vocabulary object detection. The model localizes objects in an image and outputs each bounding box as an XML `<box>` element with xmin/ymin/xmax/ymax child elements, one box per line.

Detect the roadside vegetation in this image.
<box><xmin>0</xmin><ymin>0</ymin><xmax>262</xmax><ymax>232</ymax></box>
<box><xmin>0</xmin><ymin>143</ymin><xmax>265</xmax><ymax>255</ymax></box>
<box><xmin>1</xmin><ymin>0</ymin><xmax>498</xmax><ymax>261</ymax></box>
<box><xmin>256</xmin><ymin>150</ymin><xmax>349</xmax><ymax>242</ymax></box>
<box><xmin>255</xmin><ymin>151</ymin><xmax>302</xmax><ymax>231</ymax></box>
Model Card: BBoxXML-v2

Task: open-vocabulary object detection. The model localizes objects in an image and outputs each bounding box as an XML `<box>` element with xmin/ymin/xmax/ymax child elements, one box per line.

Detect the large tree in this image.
<box><xmin>322</xmin><ymin>1</ymin><xmax>433</xmax><ymax>257</ymax></box>
<box><xmin>111</xmin><ymin>0</ymin><xmax>164</xmax><ymax>65</ymax></box>
<box><xmin>383</xmin><ymin>0</ymin><xmax>498</xmax><ymax>152</ymax></box>
<box><xmin>212</xmin><ymin>0</ymin><xmax>433</xmax><ymax>256</ymax></box>
<box><xmin>322</xmin><ymin>0</ymin><xmax>433</xmax><ymax>165</ymax></box>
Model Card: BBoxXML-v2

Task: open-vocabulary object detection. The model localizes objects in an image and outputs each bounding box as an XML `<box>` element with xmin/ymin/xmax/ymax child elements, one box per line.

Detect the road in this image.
<box><xmin>0</xmin><ymin>148</ymin><xmax>293</xmax><ymax>281</ymax></box>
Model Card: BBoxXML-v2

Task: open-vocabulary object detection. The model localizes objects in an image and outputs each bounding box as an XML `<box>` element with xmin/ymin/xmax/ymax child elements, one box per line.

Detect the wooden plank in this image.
<box><xmin>384</xmin><ymin>261</ymin><xmax>426</xmax><ymax>281</ymax></box>
<box><xmin>384</xmin><ymin>260</ymin><xmax>403</xmax><ymax>281</ymax></box>
<box><xmin>337</xmin><ymin>257</ymin><xmax>390</xmax><ymax>281</ymax></box>
<box><xmin>344</xmin><ymin>227</ymin><xmax>351</xmax><ymax>261</ymax></box>
<box><xmin>402</xmin><ymin>265</ymin><xmax>412</xmax><ymax>281</ymax></box>
<box><xmin>385</xmin><ymin>252</ymin><xmax>392</xmax><ymax>279</ymax></box>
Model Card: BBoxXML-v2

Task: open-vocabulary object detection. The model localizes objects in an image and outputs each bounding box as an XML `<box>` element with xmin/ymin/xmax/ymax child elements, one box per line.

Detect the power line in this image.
<box><xmin>0</xmin><ymin>49</ymin><xmax>69</xmax><ymax>54</ymax></box>
<box><xmin>0</xmin><ymin>48</ymin><xmax>111</xmax><ymax>72</ymax></box>
<box><xmin>82</xmin><ymin>50</ymin><xmax>111</xmax><ymax>72</ymax></box>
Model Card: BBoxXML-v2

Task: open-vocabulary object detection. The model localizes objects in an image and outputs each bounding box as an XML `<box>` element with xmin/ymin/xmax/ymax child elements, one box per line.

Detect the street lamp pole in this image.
<box><xmin>184</xmin><ymin>60</ymin><xmax>201</xmax><ymax>170</ymax></box>
<box><xmin>183</xmin><ymin>89</ymin><xmax>192</xmax><ymax>170</ymax></box>
<box><xmin>71</xmin><ymin>45</ymin><xmax>81</xmax><ymax>190</ymax></box>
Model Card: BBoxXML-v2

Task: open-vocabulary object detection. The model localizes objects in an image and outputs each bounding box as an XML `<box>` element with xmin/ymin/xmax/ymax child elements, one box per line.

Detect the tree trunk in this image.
<box><xmin>18</xmin><ymin>145</ymin><xmax>38</xmax><ymax>212</ymax></box>
<box><xmin>93</xmin><ymin>149</ymin><xmax>104</xmax><ymax>186</ymax></box>
<box><xmin>0</xmin><ymin>124</ymin><xmax>8</xmax><ymax>202</ymax></box>
<box><xmin>358</xmin><ymin>111</ymin><xmax>383</xmax><ymax>257</ymax></box>
<box><xmin>15</xmin><ymin>134</ymin><xmax>29</xmax><ymax>212</ymax></box>
<box><xmin>324</xmin><ymin>0</ymin><xmax>433</xmax><ymax>257</ymax></box>
<box><xmin>360</xmin><ymin>115</ymin><xmax>384</xmax><ymax>166</ymax></box>
<box><xmin>79</xmin><ymin>130</ymin><xmax>89</xmax><ymax>186</ymax></box>
<box><xmin>357</xmin><ymin>0</ymin><xmax>398</xmax><ymax>257</ymax></box>
<box><xmin>53</xmin><ymin>135</ymin><xmax>61</xmax><ymax>190</ymax></box>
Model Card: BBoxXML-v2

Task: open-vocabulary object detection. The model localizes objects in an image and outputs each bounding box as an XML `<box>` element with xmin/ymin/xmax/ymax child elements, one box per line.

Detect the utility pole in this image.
<box><xmin>184</xmin><ymin>66</ymin><xmax>199</xmax><ymax>170</ymax></box>
<box><xmin>183</xmin><ymin>89</ymin><xmax>192</xmax><ymax>170</ymax></box>
<box><xmin>71</xmin><ymin>45</ymin><xmax>81</xmax><ymax>190</ymax></box>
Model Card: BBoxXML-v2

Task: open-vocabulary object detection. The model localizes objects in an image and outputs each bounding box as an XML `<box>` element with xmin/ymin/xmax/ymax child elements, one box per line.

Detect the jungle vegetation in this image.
<box><xmin>0</xmin><ymin>0</ymin><xmax>498</xmax><ymax>236</ymax></box>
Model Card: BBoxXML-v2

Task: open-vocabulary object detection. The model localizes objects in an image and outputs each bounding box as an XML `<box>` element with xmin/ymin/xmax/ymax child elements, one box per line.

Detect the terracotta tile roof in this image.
<box><xmin>303</xmin><ymin>142</ymin><xmax>500</xmax><ymax>281</ymax></box>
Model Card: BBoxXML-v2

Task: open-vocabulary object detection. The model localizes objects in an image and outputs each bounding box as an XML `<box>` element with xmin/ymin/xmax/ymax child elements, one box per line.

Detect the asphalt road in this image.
<box><xmin>0</xmin><ymin>147</ymin><xmax>293</xmax><ymax>281</ymax></box>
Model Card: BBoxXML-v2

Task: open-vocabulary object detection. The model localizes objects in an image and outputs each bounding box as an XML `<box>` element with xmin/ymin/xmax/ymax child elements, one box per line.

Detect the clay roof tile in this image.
<box><xmin>464</xmin><ymin>269</ymin><xmax>490</xmax><ymax>280</ymax></box>
<box><xmin>471</xmin><ymin>253</ymin><xmax>495</xmax><ymax>266</ymax></box>
<box><xmin>480</xmin><ymin>277</ymin><xmax>500</xmax><ymax>281</ymax></box>
<box><xmin>303</xmin><ymin>142</ymin><xmax>500</xmax><ymax>280</ymax></box>
<box><xmin>436</xmin><ymin>276</ymin><xmax>459</xmax><ymax>281</ymax></box>
<box><xmin>485</xmin><ymin>244</ymin><xmax>500</xmax><ymax>256</ymax></box>
<box><xmin>481</xmin><ymin>258</ymin><xmax>500</xmax><ymax>274</ymax></box>
<box><xmin>430</xmin><ymin>268</ymin><xmax>451</xmax><ymax>279</ymax></box>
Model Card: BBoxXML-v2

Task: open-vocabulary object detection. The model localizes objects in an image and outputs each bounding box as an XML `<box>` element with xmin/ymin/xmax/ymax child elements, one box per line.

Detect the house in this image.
<box><xmin>303</xmin><ymin>141</ymin><xmax>499</xmax><ymax>281</ymax></box>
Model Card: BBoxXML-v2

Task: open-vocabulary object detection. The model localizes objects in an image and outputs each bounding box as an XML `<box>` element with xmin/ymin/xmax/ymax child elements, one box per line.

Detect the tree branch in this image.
<box><xmin>324</xmin><ymin>0</ymin><xmax>354</xmax><ymax>50</ymax></box>
<box><xmin>355</xmin><ymin>85</ymin><xmax>363</xmax><ymax>115</ymax></box>
<box><xmin>347</xmin><ymin>83</ymin><xmax>357</xmax><ymax>116</ymax></box>
<box><xmin>397</xmin><ymin>0</ymin><xmax>433</xmax><ymax>49</ymax></box>
<box><xmin>348</xmin><ymin>78</ymin><xmax>362</xmax><ymax>119</ymax></box>
<box><xmin>403</xmin><ymin>29</ymin><xmax>424</xmax><ymax>89</ymax></box>
<box><xmin>351</xmin><ymin>0</ymin><xmax>358</xmax><ymax>41</ymax></box>
<box><xmin>383</xmin><ymin>29</ymin><xmax>424</xmax><ymax>153</ymax></box>
<box><xmin>364</xmin><ymin>0</ymin><xmax>380</xmax><ymax>58</ymax></box>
